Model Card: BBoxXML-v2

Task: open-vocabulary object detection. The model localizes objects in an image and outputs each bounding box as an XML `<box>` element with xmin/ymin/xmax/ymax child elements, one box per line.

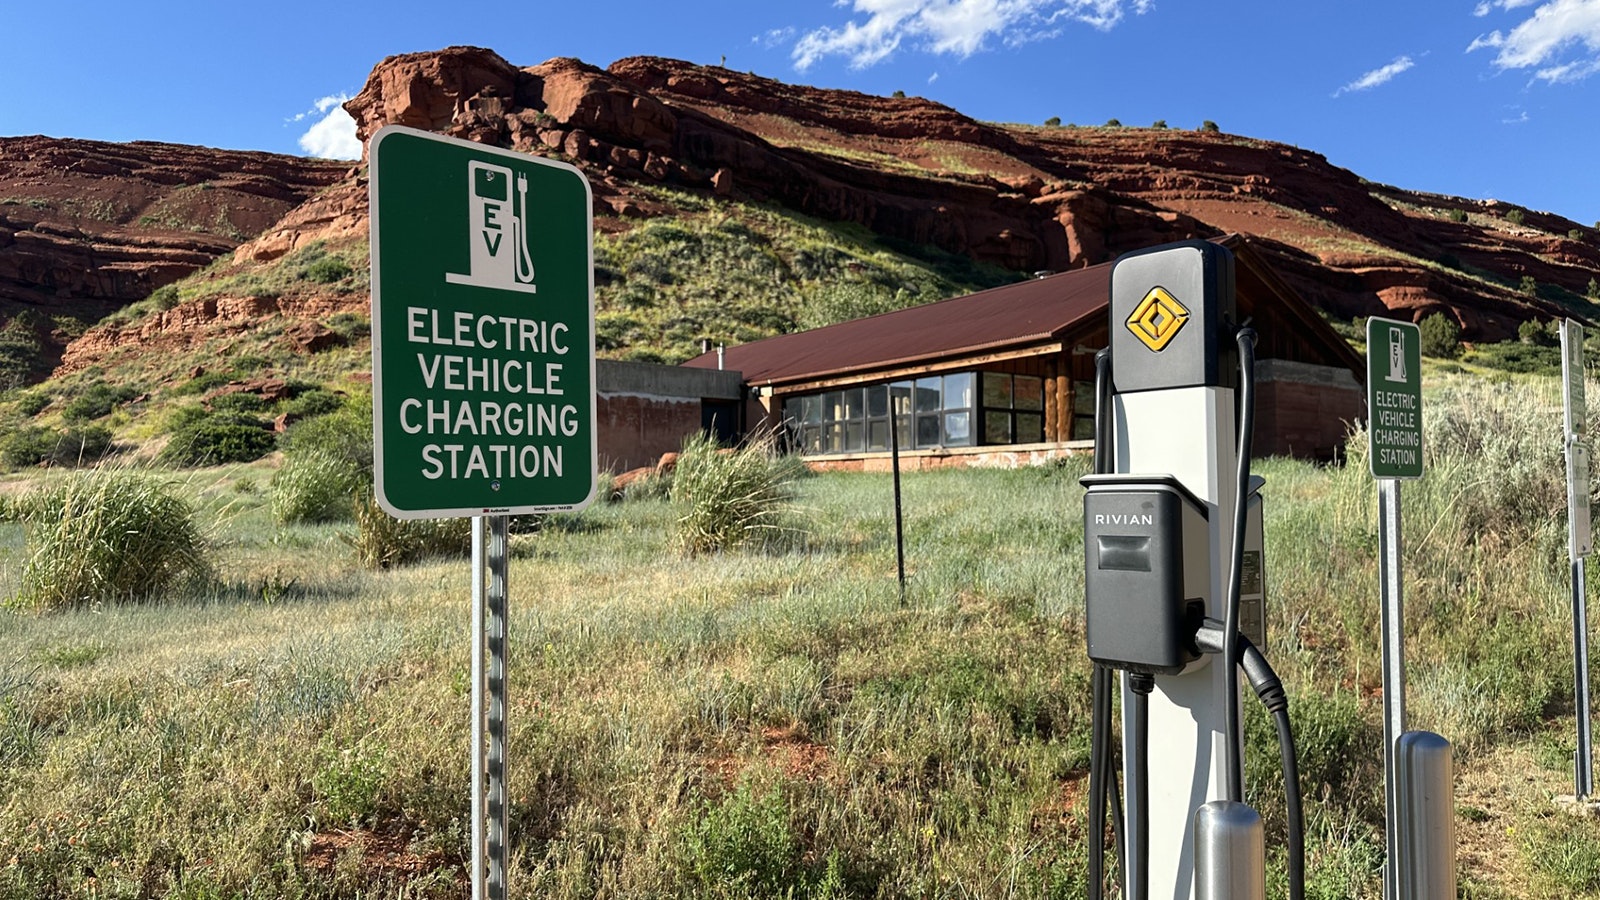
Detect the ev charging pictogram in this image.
<box><xmin>446</xmin><ymin>161</ymin><xmax>538</xmax><ymax>294</ymax></box>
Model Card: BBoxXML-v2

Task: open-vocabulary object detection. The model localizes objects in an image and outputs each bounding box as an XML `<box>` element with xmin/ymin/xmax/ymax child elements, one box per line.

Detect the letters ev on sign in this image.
<box><xmin>1366</xmin><ymin>316</ymin><xmax>1423</xmax><ymax>480</ymax></box>
<box><xmin>369</xmin><ymin>126</ymin><xmax>596</xmax><ymax>518</ymax></box>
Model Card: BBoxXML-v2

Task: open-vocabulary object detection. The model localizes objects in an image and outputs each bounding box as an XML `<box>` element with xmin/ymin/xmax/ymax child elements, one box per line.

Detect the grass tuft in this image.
<box><xmin>670</xmin><ymin>431</ymin><xmax>809</xmax><ymax>555</ymax></box>
<box><xmin>8</xmin><ymin>469</ymin><xmax>209</xmax><ymax>610</ymax></box>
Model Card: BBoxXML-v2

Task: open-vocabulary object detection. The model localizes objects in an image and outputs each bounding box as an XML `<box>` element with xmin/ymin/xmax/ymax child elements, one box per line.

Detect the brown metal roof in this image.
<box><xmin>685</xmin><ymin>263</ymin><xmax>1109</xmax><ymax>385</ymax></box>
<box><xmin>682</xmin><ymin>235</ymin><xmax>1363</xmax><ymax>386</ymax></box>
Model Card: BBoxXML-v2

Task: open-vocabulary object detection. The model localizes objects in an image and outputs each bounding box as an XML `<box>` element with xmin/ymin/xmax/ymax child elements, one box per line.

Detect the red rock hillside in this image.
<box><xmin>19</xmin><ymin>45</ymin><xmax>1600</xmax><ymax>382</ymax></box>
<box><xmin>0</xmin><ymin>136</ymin><xmax>346</xmax><ymax>367</ymax></box>
<box><xmin>332</xmin><ymin>46</ymin><xmax>1598</xmax><ymax>341</ymax></box>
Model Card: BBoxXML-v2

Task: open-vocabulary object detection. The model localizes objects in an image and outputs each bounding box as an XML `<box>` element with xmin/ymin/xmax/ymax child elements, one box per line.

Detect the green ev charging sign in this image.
<box><xmin>369</xmin><ymin>126</ymin><xmax>596</xmax><ymax>518</ymax></box>
<box><xmin>1366</xmin><ymin>316</ymin><xmax>1424</xmax><ymax>480</ymax></box>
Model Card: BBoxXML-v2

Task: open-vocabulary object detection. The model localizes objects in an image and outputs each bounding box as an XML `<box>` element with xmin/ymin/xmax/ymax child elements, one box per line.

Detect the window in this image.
<box><xmin>781</xmin><ymin>371</ymin><xmax>978</xmax><ymax>455</ymax></box>
<box><xmin>979</xmin><ymin>373</ymin><xmax>1046</xmax><ymax>445</ymax></box>
<box><xmin>1072</xmin><ymin>382</ymin><xmax>1097</xmax><ymax>440</ymax></box>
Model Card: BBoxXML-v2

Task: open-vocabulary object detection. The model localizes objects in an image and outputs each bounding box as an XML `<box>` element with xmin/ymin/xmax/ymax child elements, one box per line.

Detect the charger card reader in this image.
<box><xmin>1082</xmin><ymin>473</ymin><xmax>1212</xmax><ymax>674</ymax></box>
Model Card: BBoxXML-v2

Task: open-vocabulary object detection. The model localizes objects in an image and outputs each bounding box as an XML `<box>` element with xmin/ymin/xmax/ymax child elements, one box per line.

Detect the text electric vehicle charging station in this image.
<box><xmin>1081</xmin><ymin>240</ymin><xmax>1288</xmax><ymax>900</ymax></box>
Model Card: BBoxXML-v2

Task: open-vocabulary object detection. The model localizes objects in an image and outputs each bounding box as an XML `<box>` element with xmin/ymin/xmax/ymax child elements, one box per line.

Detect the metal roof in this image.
<box><xmin>682</xmin><ymin>235</ymin><xmax>1363</xmax><ymax>387</ymax></box>
<box><xmin>685</xmin><ymin>263</ymin><xmax>1108</xmax><ymax>386</ymax></box>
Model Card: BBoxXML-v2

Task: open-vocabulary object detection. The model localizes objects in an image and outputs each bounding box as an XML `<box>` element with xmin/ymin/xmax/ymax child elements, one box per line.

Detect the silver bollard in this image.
<box><xmin>1194</xmin><ymin>800</ymin><xmax>1266</xmax><ymax>900</ymax></box>
<box><xmin>1396</xmin><ymin>731</ymin><xmax>1455</xmax><ymax>900</ymax></box>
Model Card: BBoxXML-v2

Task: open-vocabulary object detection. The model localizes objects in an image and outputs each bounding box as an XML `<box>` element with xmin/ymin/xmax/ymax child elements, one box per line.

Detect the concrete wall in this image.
<box><xmin>1251</xmin><ymin>359</ymin><xmax>1363</xmax><ymax>461</ymax></box>
<box><xmin>597</xmin><ymin>360</ymin><xmax>743</xmax><ymax>472</ymax></box>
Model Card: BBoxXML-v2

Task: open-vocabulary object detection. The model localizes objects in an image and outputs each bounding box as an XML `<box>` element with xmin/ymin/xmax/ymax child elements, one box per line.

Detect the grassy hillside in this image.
<box><xmin>1</xmin><ymin>370</ymin><xmax>1598</xmax><ymax>898</ymax></box>
<box><xmin>0</xmin><ymin>188</ymin><xmax>1018</xmax><ymax>468</ymax></box>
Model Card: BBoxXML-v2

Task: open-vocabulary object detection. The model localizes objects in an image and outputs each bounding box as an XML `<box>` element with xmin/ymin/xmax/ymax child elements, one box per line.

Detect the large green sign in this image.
<box><xmin>1366</xmin><ymin>316</ymin><xmax>1424</xmax><ymax>480</ymax></box>
<box><xmin>369</xmin><ymin>126</ymin><xmax>596</xmax><ymax>518</ymax></box>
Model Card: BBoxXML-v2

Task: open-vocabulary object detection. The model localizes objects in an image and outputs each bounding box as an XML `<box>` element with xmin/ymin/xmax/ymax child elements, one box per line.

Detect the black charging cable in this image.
<box><xmin>1195</xmin><ymin>619</ymin><xmax>1306</xmax><ymax>900</ymax></box>
<box><xmin>1088</xmin><ymin>347</ymin><xmax>1126</xmax><ymax>900</ymax></box>
<box><xmin>1222</xmin><ymin>326</ymin><xmax>1258</xmax><ymax>804</ymax></box>
<box><xmin>1127</xmin><ymin>672</ymin><xmax>1154</xmax><ymax>900</ymax></box>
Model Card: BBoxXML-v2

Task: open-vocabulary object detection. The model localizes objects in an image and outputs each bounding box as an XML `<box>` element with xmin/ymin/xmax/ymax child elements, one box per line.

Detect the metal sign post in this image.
<box><xmin>1561</xmin><ymin>318</ymin><xmax>1593</xmax><ymax>800</ymax></box>
<box><xmin>1366</xmin><ymin>316</ymin><xmax>1454</xmax><ymax>900</ymax></box>
<box><xmin>369</xmin><ymin>125</ymin><xmax>596</xmax><ymax>899</ymax></box>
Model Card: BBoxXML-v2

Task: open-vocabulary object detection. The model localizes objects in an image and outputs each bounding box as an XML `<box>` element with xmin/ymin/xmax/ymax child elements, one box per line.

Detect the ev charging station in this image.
<box><xmin>1083</xmin><ymin>240</ymin><xmax>1278</xmax><ymax>900</ymax></box>
<box><xmin>1080</xmin><ymin>240</ymin><xmax>1457</xmax><ymax>899</ymax></box>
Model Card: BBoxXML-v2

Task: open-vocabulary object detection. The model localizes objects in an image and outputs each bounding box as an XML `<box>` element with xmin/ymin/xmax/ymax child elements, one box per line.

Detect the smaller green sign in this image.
<box><xmin>1366</xmin><ymin>317</ymin><xmax>1424</xmax><ymax>479</ymax></box>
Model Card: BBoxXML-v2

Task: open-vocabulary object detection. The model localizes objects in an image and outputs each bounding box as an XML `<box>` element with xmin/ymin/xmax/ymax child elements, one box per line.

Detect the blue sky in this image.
<box><xmin>4</xmin><ymin>0</ymin><xmax>1598</xmax><ymax>227</ymax></box>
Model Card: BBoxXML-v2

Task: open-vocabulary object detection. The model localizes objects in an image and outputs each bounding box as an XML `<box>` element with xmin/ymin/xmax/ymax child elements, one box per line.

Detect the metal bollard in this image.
<box><xmin>1194</xmin><ymin>800</ymin><xmax>1266</xmax><ymax>900</ymax></box>
<box><xmin>1395</xmin><ymin>731</ymin><xmax>1455</xmax><ymax>900</ymax></box>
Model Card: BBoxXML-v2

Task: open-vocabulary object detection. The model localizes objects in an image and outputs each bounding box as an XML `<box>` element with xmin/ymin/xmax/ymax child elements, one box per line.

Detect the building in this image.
<box><xmin>597</xmin><ymin>359</ymin><xmax>743</xmax><ymax>472</ymax></box>
<box><xmin>682</xmin><ymin>236</ymin><xmax>1365</xmax><ymax>467</ymax></box>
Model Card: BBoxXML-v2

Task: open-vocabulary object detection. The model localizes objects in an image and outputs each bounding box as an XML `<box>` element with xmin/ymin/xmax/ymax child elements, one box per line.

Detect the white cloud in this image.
<box><xmin>1333</xmin><ymin>55</ymin><xmax>1416</xmax><ymax>96</ymax></box>
<box><xmin>1467</xmin><ymin>0</ymin><xmax>1600</xmax><ymax>83</ymax></box>
<box><xmin>792</xmin><ymin>0</ymin><xmax>1152</xmax><ymax>71</ymax></box>
<box><xmin>295</xmin><ymin>94</ymin><xmax>361</xmax><ymax>160</ymax></box>
<box><xmin>928</xmin><ymin>70</ymin><xmax>941</xmax><ymax>83</ymax></box>
<box><xmin>755</xmin><ymin>26</ymin><xmax>797</xmax><ymax>48</ymax></box>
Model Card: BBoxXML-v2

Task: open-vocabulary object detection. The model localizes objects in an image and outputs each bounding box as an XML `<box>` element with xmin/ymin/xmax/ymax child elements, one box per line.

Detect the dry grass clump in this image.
<box><xmin>346</xmin><ymin>496</ymin><xmax>470</xmax><ymax>569</ymax></box>
<box><xmin>669</xmin><ymin>431</ymin><xmax>808</xmax><ymax>555</ymax></box>
<box><xmin>7</xmin><ymin>469</ymin><xmax>208</xmax><ymax>610</ymax></box>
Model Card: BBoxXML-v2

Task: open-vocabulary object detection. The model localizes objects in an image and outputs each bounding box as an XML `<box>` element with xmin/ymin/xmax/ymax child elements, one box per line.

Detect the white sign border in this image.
<box><xmin>369</xmin><ymin>125</ymin><xmax>598</xmax><ymax>520</ymax></box>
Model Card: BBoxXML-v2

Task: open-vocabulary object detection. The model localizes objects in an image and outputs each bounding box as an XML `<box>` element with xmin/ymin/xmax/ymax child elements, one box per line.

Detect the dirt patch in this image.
<box><xmin>762</xmin><ymin>724</ymin><xmax>833</xmax><ymax>781</ymax></box>
<box><xmin>303</xmin><ymin>826</ymin><xmax>458</xmax><ymax>879</ymax></box>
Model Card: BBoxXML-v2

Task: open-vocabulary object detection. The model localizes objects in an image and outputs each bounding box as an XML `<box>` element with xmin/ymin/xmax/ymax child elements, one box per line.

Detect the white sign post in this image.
<box><xmin>1561</xmin><ymin>318</ymin><xmax>1593</xmax><ymax>800</ymax></box>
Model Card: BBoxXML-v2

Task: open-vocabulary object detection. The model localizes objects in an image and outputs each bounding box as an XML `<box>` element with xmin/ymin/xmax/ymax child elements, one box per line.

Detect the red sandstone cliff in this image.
<box><xmin>330</xmin><ymin>47</ymin><xmax>1596</xmax><ymax>341</ymax></box>
<box><xmin>17</xmin><ymin>46</ymin><xmax>1600</xmax><ymax>382</ymax></box>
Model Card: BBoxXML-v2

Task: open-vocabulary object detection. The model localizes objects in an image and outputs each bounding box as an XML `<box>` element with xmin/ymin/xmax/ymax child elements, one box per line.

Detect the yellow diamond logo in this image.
<box><xmin>1126</xmin><ymin>286</ymin><xmax>1190</xmax><ymax>352</ymax></box>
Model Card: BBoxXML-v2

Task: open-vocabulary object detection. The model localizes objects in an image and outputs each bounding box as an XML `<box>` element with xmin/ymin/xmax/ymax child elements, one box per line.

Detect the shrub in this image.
<box><xmin>61</xmin><ymin>382</ymin><xmax>137</xmax><ymax>422</ymax></box>
<box><xmin>271</xmin><ymin>449</ymin><xmax>368</xmax><ymax>524</ymax></box>
<box><xmin>346</xmin><ymin>496</ymin><xmax>470</xmax><ymax>569</ymax></box>
<box><xmin>149</xmin><ymin>285</ymin><xmax>181</xmax><ymax>310</ymax></box>
<box><xmin>1571</xmin><ymin>229</ymin><xmax>1584</xmax><ymax>240</ymax></box>
<box><xmin>281</xmin><ymin>388</ymin><xmax>344</xmax><ymax>420</ymax></box>
<box><xmin>1519</xmin><ymin>319</ymin><xmax>1556</xmax><ymax>346</ymax></box>
<box><xmin>1418</xmin><ymin>312</ymin><xmax>1461</xmax><ymax>358</ymax></box>
<box><xmin>279</xmin><ymin>394</ymin><xmax>372</xmax><ymax>467</ymax></box>
<box><xmin>1044</xmin><ymin>116</ymin><xmax>1061</xmax><ymax>127</ymax></box>
<box><xmin>207</xmin><ymin>392</ymin><xmax>267</xmax><ymax>414</ymax></box>
<box><xmin>1104</xmin><ymin>118</ymin><xmax>1122</xmax><ymax>127</ymax></box>
<box><xmin>1520</xmin><ymin>275</ymin><xmax>1539</xmax><ymax>297</ymax></box>
<box><xmin>303</xmin><ymin>255</ymin><xmax>354</xmax><ymax>284</ymax></box>
<box><xmin>891</xmin><ymin>90</ymin><xmax>906</xmax><ymax>99</ymax></box>
<box><xmin>8</xmin><ymin>470</ymin><xmax>208</xmax><ymax>610</ymax></box>
<box><xmin>1151</xmin><ymin>119</ymin><xmax>1167</xmax><ymax>129</ymax></box>
<box><xmin>0</xmin><ymin>322</ymin><xmax>42</xmax><ymax>392</ymax></box>
<box><xmin>13</xmin><ymin>391</ymin><xmax>49</xmax><ymax>418</ymax></box>
<box><xmin>1506</xmin><ymin>208</ymin><xmax>1526</xmax><ymax>226</ymax></box>
<box><xmin>670</xmin><ymin>431</ymin><xmax>808</xmax><ymax>555</ymax></box>
<box><xmin>1589</xmin><ymin>277</ymin><xmax>1599</xmax><ymax>300</ymax></box>
<box><xmin>1446</xmin><ymin>208</ymin><xmax>1468</xmax><ymax>223</ymax></box>
<box><xmin>159</xmin><ymin>414</ymin><xmax>276</xmax><ymax>467</ymax></box>
<box><xmin>0</xmin><ymin>425</ymin><xmax>113</xmax><ymax>469</ymax></box>
<box><xmin>271</xmin><ymin>403</ymin><xmax>373</xmax><ymax>525</ymax></box>
<box><xmin>1200</xmin><ymin>120</ymin><xmax>1220</xmax><ymax>133</ymax></box>
<box><xmin>798</xmin><ymin>282</ymin><xmax>916</xmax><ymax>330</ymax></box>
<box><xmin>324</xmin><ymin>312</ymin><xmax>370</xmax><ymax>340</ymax></box>
<box><xmin>682</xmin><ymin>780</ymin><xmax>800</xmax><ymax>896</ymax></box>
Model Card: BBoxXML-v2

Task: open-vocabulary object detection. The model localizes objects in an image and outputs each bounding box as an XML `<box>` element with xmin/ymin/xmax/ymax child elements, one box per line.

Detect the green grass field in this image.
<box><xmin>3</xmin><ymin>372</ymin><xmax>1600</xmax><ymax>898</ymax></box>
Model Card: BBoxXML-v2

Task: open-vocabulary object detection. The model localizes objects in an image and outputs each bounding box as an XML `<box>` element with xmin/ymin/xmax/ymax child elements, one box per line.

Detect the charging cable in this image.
<box><xmin>1196</xmin><ymin>619</ymin><xmax>1306</xmax><ymax>900</ymax></box>
<box><xmin>1223</xmin><ymin>326</ymin><xmax>1258</xmax><ymax>803</ymax></box>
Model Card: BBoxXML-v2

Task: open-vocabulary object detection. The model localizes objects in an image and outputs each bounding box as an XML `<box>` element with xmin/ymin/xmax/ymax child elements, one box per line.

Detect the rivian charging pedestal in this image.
<box><xmin>1083</xmin><ymin>241</ymin><xmax>1263</xmax><ymax>900</ymax></box>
